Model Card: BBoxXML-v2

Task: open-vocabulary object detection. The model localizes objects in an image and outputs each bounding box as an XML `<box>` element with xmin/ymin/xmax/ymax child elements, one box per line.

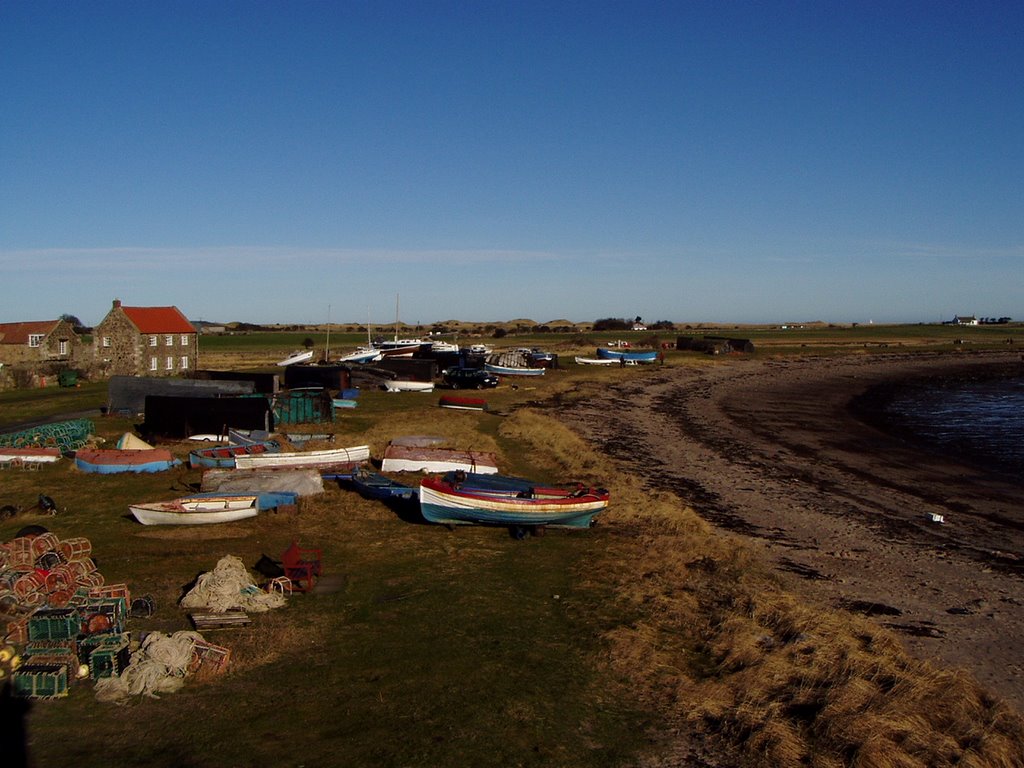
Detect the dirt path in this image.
<box><xmin>555</xmin><ymin>351</ymin><xmax>1024</xmax><ymax>708</ymax></box>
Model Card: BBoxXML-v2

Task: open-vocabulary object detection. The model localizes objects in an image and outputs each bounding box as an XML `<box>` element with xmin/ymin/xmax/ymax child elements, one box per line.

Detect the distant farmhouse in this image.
<box><xmin>0</xmin><ymin>319</ymin><xmax>84</xmax><ymax>368</ymax></box>
<box><xmin>93</xmin><ymin>299</ymin><xmax>198</xmax><ymax>377</ymax></box>
<box><xmin>952</xmin><ymin>315</ymin><xmax>978</xmax><ymax>326</ymax></box>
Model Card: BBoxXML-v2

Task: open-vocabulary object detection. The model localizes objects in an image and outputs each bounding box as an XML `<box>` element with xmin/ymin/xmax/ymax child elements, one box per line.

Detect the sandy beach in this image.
<box><xmin>556</xmin><ymin>350</ymin><xmax>1024</xmax><ymax>709</ymax></box>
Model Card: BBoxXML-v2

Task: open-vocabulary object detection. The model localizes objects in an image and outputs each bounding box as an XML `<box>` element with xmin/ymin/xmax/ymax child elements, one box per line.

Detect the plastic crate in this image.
<box><xmin>13</xmin><ymin>663</ymin><xmax>69</xmax><ymax>699</ymax></box>
<box><xmin>28</xmin><ymin>608</ymin><xmax>80</xmax><ymax>641</ymax></box>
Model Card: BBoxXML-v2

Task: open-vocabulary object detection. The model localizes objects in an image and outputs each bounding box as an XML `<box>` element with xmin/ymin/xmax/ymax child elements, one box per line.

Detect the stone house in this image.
<box><xmin>0</xmin><ymin>320</ymin><xmax>86</xmax><ymax>387</ymax></box>
<box><xmin>93</xmin><ymin>299</ymin><xmax>198</xmax><ymax>377</ymax></box>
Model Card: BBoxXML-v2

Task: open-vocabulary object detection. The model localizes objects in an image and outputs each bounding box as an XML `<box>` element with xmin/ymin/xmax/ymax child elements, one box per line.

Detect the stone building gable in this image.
<box><xmin>0</xmin><ymin>319</ymin><xmax>85</xmax><ymax>366</ymax></box>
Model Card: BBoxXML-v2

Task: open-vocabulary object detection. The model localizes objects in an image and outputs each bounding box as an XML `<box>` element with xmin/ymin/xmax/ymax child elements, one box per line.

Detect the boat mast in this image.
<box><xmin>325</xmin><ymin>304</ymin><xmax>331</xmax><ymax>361</ymax></box>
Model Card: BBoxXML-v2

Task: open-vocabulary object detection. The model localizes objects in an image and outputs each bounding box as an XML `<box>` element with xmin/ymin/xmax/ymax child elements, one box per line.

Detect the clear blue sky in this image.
<box><xmin>2</xmin><ymin>1</ymin><xmax>1021</xmax><ymax>327</ymax></box>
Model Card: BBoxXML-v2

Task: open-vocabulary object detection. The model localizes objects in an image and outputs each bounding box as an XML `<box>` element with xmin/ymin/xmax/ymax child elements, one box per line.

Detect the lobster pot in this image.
<box><xmin>80</xmin><ymin>597</ymin><xmax>126</xmax><ymax>635</ymax></box>
<box><xmin>58</xmin><ymin>537</ymin><xmax>92</xmax><ymax>562</ymax></box>
<box><xmin>47</xmin><ymin>588</ymin><xmax>75</xmax><ymax>608</ymax></box>
<box><xmin>19</xmin><ymin>589</ymin><xmax>45</xmax><ymax>609</ymax></box>
<box><xmin>28</xmin><ymin>608</ymin><xmax>80</xmax><ymax>641</ymax></box>
<box><xmin>0</xmin><ymin>544</ymin><xmax>9</xmax><ymax>570</ymax></box>
<box><xmin>30</xmin><ymin>532</ymin><xmax>60</xmax><ymax>559</ymax></box>
<box><xmin>12</xmin><ymin>664</ymin><xmax>69</xmax><ymax>699</ymax></box>
<box><xmin>44</xmin><ymin>565</ymin><xmax>75</xmax><ymax>594</ymax></box>
<box><xmin>189</xmin><ymin>638</ymin><xmax>231</xmax><ymax>679</ymax></box>
<box><xmin>75</xmin><ymin>571</ymin><xmax>105</xmax><ymax>590</ymax></box>
<box><xmin>25</xmin><ymin>640</ymin><xmax>80</xmax><ymax>677</ymax></box>
<box><xmin>88</xmin><ymin>583</ymin><xmax>130</xmax><ymax>601</ymax></box>
<box><xmin>0</xmin><ymin>570</ymin><xmax>23</xmax><ymax>591</ymax></box>
<box><xmin>7</xmin><ymin>538</ymin><xmax>35</xmax><ymax>569</ymax></box>
<box><xmin>86</xmin><ymin>635</ymin><xmax>130</xmax><ymax>679</ymax></box>
<box><xmin>13</xmin><ymin>571</ymin><xmax>45</xmax><ymax>599</ymax></box>
<box><xmin>4</xmin><ymin>617</ymin><xmax>29</xmax><ymax>644</ymax></box>
<box><xmin>66</xmin><ymin>558</ymin><xmax>97</xmax><ymax>579</ymax></box>
<box><xmin>0</xmin><ymin>590</ymin><xmax>18</xmax><ymax>615</ymax></box>
<box><xmin>35</xmin><ymin>550</ymin><xmax>65</xmax><ymax>571</ymax></box>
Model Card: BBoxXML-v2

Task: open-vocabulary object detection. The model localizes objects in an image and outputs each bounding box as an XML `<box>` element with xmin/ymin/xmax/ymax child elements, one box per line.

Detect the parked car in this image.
<box><xmin>442</xmin><ymin>367</ymin><xmax>499</xmax><ymax>389</ymax></box>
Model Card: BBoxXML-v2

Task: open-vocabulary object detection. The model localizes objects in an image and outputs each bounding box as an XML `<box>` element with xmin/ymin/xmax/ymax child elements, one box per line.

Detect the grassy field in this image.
<box><xmin>2</xmin><ymin>332</ymin><xmax>1023</xmax><ymax>767</ymax></box>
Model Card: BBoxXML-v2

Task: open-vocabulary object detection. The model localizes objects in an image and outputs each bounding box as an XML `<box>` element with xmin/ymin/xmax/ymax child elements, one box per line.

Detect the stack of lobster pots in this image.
<box><xmin>0</xmin><ymin>531</ymin><xmax>132</xmax><ymax>699</ymax></box>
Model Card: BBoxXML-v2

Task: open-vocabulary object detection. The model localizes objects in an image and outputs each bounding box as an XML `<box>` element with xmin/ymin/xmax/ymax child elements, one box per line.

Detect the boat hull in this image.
<box><xmin>75</xmin><ymin>448</ymin><xmax>181</xmax><ymax>474</ymax></box>
<box><xmin>484</xmin><ymin>364</ymin><xmax>546</xmax><ymax>376</ymax></box>
<box><xmin>419</xmin><ymin>474</ymin><xmax>608</xmax><ymax>529</ymax></box>
<box><xmin>595</xmin><ymin>348</ymin><xmax>658</xmax><ymax>362</ymax></box>
<box><xmin>234</xmin><ymin>444</ymin><xmax>370</xmax><ymax>470</ymax></box>
<box><xmin>381</xmin><ymin>445</ymin><xmax>498</xmax><ymax>474</ymax></box>
<box><xmin>188</xmin><ymin>440</ymin><xmax>281</xmax><ymax>469</ymax></box>
<box><xmin>130</xmin><ymin>495</ymin><xmax>260</xmax><ymax>525</ymax></box>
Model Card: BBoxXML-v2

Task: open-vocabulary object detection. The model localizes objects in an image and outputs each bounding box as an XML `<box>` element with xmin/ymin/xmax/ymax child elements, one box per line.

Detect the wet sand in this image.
<box><xmin>556</xmin><ymin>350</ymin><xmax>1024</xmax><ymax>708</ymax></box>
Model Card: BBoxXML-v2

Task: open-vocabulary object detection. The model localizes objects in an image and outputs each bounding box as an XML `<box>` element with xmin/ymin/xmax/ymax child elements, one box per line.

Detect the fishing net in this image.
<box><xmin>94</xmin><ymin>630</ymin><xmax>202</xmax><ymax>703</ymax></box>
<box><xmin>179</xmin><ymin>555</ymin><xmax>287</xmax><ymax>613</ymax></box>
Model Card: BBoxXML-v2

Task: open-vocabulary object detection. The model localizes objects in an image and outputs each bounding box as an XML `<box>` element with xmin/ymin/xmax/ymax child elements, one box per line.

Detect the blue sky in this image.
<box><xmin>2</xmin><ymin>1</ymin><xmax>1021</xmax><ymax>326</ymax></box>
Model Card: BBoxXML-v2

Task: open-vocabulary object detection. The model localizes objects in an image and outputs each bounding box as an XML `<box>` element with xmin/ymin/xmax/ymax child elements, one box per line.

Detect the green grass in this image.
<box><xmin>1</xmin><ymin>385</ymin><xmax>650</xmax><ymax>768</ymax></box>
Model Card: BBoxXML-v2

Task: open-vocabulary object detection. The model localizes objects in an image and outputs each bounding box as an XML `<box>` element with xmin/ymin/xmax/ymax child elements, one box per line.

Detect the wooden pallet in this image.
<box><xmin>189</xmin><ymin>611</ymin><xmax>251</xmax><ymax>630</ymax></box>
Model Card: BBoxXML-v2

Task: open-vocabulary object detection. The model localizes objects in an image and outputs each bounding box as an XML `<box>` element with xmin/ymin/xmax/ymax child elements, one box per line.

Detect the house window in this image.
<box><xmin>59</xmin><ymin>340</ymin><xmax>68</xmax><ymax>355</ymax></box>
<box><xmin>165</xmin><ymin>335</ymin><xmax>173</xmax><ymax>346</ymax></box>
<box><xmin>28</xmin><ymin>334</ymin><xmax>44</xmax><ymax>347</ymax></box>
<box><xmin>165</xmin><ymin>356</ymin><xmax>174</xmax><ymax>370</ymax></box>
<box><xmin>102</xmin><ymin>337</ymin><xmax>111</xmax><ymax>347</ymax></box>
<box><xmin>149</xmin><ymin>335</ymin><xmax>157</xmax><ymax>347</ymax></box>
<box><xmin>180</xmin><ymin>334</ymin><xmax>189</xmax><ymax>346</ymax></box>
<box><xmin>180</xmin><ymin>356</ymin><xmax>189</xmax><ymax>369</ymax></box>
<box><xmin>150</xmin><ymin>357</ymin><xmax>158</xmax><ymax>371</ymax></box>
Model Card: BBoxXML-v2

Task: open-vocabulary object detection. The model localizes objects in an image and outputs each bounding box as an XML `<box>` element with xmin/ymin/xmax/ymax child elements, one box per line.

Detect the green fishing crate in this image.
<box><xmin>86</xmin><ymin>633</ymin><xmax>131</xmax><ymax>679</ymax></box>
<box><xmin>27</xmin><ymin>608</ymin><xmax>81</xmax><ymax>641</ymax></box>
<box><xmin>12</xmin><ymin>664</ymin><xmax>69</xmax><ymax>699</ymax></box>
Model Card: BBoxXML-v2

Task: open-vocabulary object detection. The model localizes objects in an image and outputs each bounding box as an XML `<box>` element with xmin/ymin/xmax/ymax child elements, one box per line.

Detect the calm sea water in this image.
<box><xmin>882</xmin><ymin>376</ymin><xmax>1024</xmax><ymax>476</ymax></box>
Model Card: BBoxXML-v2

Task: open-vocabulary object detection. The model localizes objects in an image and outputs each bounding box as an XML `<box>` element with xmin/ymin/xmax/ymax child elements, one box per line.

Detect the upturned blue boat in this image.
<box><xmin>595</xmin><ymin>347</ymin><xmax>659</xmax><ymax>362</ymax></box>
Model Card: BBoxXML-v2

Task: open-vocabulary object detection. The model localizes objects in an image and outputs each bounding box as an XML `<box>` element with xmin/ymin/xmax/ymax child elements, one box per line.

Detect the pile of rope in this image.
<box><xmin>94</xmin><ymin>631</ymin><xmax>202</xmax><ymax>703</ymax></box>
<box><xmin>179</xmin><ymin>555</ymin><xmax>287</xmax><ymax>613</ymax></box>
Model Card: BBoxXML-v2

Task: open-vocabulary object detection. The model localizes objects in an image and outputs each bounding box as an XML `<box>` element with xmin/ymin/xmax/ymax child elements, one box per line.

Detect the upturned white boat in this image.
<box><xmin>574</xmin><ymin>356</ymin><xmax>618</xmax><ymax>366</ymax></box>
<box><xmin>277</xmin><ymin>350</ymin><xmax>315</xmax><ymax>366</ymax></box>
<box><xmin>130</xmin><ymin>495</ymin><xmax>260</xmax><ymax>525</ymax></box>
<box><xmin>234</xmin><ymin>444</ymin><xmax>370</xmax><ymax>470</ymax></box>
<box><xmin>382</xmin><ymin>380</ymin><xmax>435</xmax><ymax>393</ymax></box>
<box><xmin>380</xmin><ymin>444</ymin><xmax>499</xmax><ymax>474</ymax></box>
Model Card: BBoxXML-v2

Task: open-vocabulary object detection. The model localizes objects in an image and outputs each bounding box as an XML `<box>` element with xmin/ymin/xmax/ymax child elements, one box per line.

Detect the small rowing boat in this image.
<box><xmin>234</xmin><ymin>444</ymin><xmax>370</xmax><ymax>470</ymax></box>
<box><xmin>130</xmin><ymin>494</ymin><xmax>260</xmax><ymax>525</ymax></box>
<box><xmin>188</xmin><ymin>440</ymin><xmax>281</xmax><ymax>469</ymax></box>
<box><xmin>381</xmin><ymin>445</ymin><xmax>498</xmax><ymax>474</ymax></box>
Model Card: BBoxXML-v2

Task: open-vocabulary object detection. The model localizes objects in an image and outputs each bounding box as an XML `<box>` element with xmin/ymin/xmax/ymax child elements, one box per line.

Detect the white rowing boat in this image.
<box><xmin>130</xmin><ymin>495</ymin><xmax>260</xmax><ymax>525</ymax></box>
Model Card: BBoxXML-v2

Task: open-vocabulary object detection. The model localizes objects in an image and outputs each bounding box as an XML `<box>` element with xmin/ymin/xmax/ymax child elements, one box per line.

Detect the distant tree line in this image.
<box><xmin>592</xmin><ymin>317</ymin><xmax>675</xmax><ymax>331</ymax></box>
<box><xmin>980</xmin><ymin>317</ymin><xmax>1013</xmax><ymax>324</ymax></box>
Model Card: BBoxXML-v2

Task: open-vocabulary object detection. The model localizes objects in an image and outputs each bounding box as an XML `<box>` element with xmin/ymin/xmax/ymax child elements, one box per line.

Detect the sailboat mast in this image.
<box><xmin>325</xmin><ymin>304</ymin><xmax>331</xmax><ymax>361</ymax></box>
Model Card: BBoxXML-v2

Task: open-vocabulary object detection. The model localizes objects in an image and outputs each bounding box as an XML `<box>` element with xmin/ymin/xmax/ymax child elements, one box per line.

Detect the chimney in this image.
<box><xmin>113</xmin><ymin>299</ymin><xmax>121</xmax><ymax>308</ymax></box>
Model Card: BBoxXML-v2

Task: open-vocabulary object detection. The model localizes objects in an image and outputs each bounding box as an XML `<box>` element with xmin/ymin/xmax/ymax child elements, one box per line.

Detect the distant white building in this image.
<box><xmin>952</xmin><ymin>315</ymin><xmax>978</xmax><ymax>326</ymax></box>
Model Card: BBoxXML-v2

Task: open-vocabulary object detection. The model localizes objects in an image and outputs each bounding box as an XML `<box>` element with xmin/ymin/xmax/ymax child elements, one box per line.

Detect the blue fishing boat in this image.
<box><xmin>338</xmin><ymin>468</ymin><xmax>417</xmax><ymax>501</ymax></box>
<box><xmin>419</xmin><ymin>471</ymin><xmax>609</xmax><ymax>531</ymax></box>
<box><xmin>595</xmin><ymin>347</ymin><xmax>659</xmax><ymax>363</ymax></box>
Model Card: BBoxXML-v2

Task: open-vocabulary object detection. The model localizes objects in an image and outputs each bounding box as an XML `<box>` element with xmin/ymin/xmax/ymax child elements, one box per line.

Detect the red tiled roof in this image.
<box><xmin>0</xmin><ymin>321</ymin><xmax>59</xmax><ymax>345</ymax></box>
<box><xmin>121</xmin><ymin>306</ymin><xmax>196</xmax><ymax>334</ymax></box>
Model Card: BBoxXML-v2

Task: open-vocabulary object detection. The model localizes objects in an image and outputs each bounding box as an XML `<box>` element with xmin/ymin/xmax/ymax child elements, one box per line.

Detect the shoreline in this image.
<box><xmin>555</xmin><ymin>350</ymin><xmax>1024</xmax><ymax>708</ymax></box>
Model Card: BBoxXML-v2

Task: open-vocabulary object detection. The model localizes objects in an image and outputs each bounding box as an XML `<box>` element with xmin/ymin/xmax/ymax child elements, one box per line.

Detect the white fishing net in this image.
<box><xmin>179</xmin><ymin>555</ymin><xmax>287</xmax><ymax>613</ymax></box>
